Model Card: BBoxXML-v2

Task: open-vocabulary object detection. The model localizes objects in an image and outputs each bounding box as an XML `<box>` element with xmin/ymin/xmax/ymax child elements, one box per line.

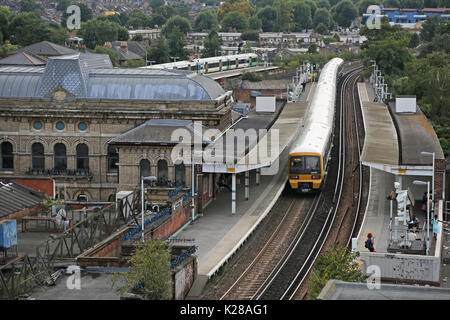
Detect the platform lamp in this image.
<box><xmin>141</xmin><ymin>175</ymin><xmax>157</xmax><ymax>242</ymax></box>
<box><xmin>413</xmin><ymin>180</ymin><xmax>430</xmax><ymax>255</ymax></box>
<box><xmin>420</xmin><ymin>151</ymin><xmax>435</xmax><ymax>212</ymax></box>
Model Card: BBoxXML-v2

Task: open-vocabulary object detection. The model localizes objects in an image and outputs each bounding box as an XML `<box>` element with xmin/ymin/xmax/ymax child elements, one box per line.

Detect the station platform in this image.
<box><xmin>207</xmin><ymin>65</ymin><xmax>279</xmax><ymax>80</ymax></box>
<box><xmin>177</xmin><ymin>83</ymin><xmax>315</xmax><ymax>297</ymax></box>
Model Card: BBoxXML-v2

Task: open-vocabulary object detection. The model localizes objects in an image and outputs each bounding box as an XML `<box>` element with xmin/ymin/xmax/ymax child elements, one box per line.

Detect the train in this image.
<box><xmin>288</xmin><ymin>57</ymin><xmax>344</xmax><ymax>192</ymax></box>
<box><xmin>141</xmin><ymin>53</ymin><xmax>259</xmax><ymax>74</ymax></box>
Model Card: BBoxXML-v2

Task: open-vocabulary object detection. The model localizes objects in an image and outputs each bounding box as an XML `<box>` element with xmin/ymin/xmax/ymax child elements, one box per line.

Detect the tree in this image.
<box><xmin>20</xmin><ymin>0</ymin><xmax>42</xmax><ymax>13</ymax></box>
<box><xmin>79</xmin><ymin>19</ymin><xmax>125</xmax><ymax>49</ymax></box>
<box><xmin>293</xmin><ymin>2</ymin><xmax>312</xmax><ymax>32</ymax></box>
<box><xmin>0</xmin><ymin>10</ymin><xmax>9</xmax><ymax>44</ymax></box>
<box><xmin>257</xmin><ymin>6</ymin><xmax>278</xmax><ymax>32</ymax></box>
<box><xmin>168</xmin><ymin>26</ymin><xmax>188</xmax><ymax>60</ymax></box>
<box><xmin>194</xmin><ymin>9</ymin><xmax>219</xmax><ymax>31</ymax></box>
<box><xmin>61</xmin><ymin>2</ymin><xmax>93</xmax><ymax>28</ymax></box>
<box><xmin>273</xmin><ymin>0</ymin><xmax>292</xmax><ymax>31</ymax></box>
<box><xmin>399</xmin><ymin>0</ymin><xmax>424</xmax><ymax>8</ymax></box>
<box><xmin>382</xmin><ymin>0</ymin><xmax>400</xmax><ymax>7</ymax></box>
<box><xmin>149</xmin><ymin>0</ymin><xmax>165</xmax><ymax>9</ymax></box>
<box><xmin>217</xmin><ymin>0</ymin><xmax>256</xmax><ymax>21</ymax></box>
<box><xmin>221</xmin><ymin>11</ymin><xmax>249</xmax><ymax>32</ymax></box>
<box><xmin>331</xmin><ymin>0</ymin><xmax>358</xmax><ymax>28</ymax></box>
<box><xmin>113</xmin><ymin>240</ymin><xmax>172</xmax><ymax>300</ymax></box>
<box><xmin>313</xmin><ymin>8</ymin><xmax>332</xmax><ymax>29</ymax></box>
<box><xmin>317</xmin><ymin>0</ymin><xmax>331</xmax><ymax>9</ymax></box>
<box><xmin>162</xmin><ymin>15</ymin><xmax>191</xmax><ymax>37</ymax></box>
<box><xmin>147</xmin><ymin>37</ymin><xmax>170</xmax><ymax>64</ymax></box>
<box><xmin>356</xmin><ymin>0</ymin><xmax>380</xmax><ymax>15</ymax></box>
<box><xmin>202</xmin><ymin>29</ymin><xmax>222</xmax><ymax>57</ymax></box>
<box><xmin>127</xmin><ymin>8</ymin><xmax>151</xmax><ymax>28</ymax></box>
<box><xmin>9</xmin><ymin>12</ymin><xmax>49</xmax><ymax>46</ymax></box>
<box><xmin>149</xmin><ymin>14</ymin><xmax>166</xmax><ymax>28</ymax></box>
<box><xmin>309</xmin><ymin>246</ymin><xmax>366</xmax><ymax>299</ymax></box>
<box><xmin>420</xmin><ymin>15</ymin><xmax>446</xmax><ymax>42</ymax></box>
<box><xmin>423</xmin><ymin>0</ymin><xmax>439</xmax><ymax>7</ymax></box>
<box><xmin>248</xmin><ymin>15</ymin><xmax>262</xmax><ymax>30</ymax></box>
<box><xmin>308</xmin><ymin>43</ymin><xmax>318</xmax><ymax>53</ymax></box>
<box><xmin>315</xmin><ymin>22</ymin><xmax>329</xmax><ymax>34</ymax></box>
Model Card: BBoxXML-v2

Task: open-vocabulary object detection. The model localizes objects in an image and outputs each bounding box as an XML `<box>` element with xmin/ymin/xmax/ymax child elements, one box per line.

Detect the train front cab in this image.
<box><xmin>288</xmin><ymin>153</ymin><xmax>323</xmax><ymax>192</ymax></box>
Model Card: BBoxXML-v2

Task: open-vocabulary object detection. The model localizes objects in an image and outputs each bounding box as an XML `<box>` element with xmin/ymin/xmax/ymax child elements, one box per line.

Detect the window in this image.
<box><xmin>55</xmin><ymin>121</ymin><xmax>65</xmax><ymax>131</ymax></box>
<box><xmin>33</xmin><ymin>121</ymin><xmax>43</xmax><ymax>130</ymax></box>
<box><xmin>54</xmin><ymin>143</ymin><xmax>67</xmax><ymax>171</ymax></box>
<box><xmin>108</xmin><ymin>146</ymin><xmax>119</xmax><ymax>172</ymax></box>
<box><xmin>76</xmin><ymin>143</ymin><xmax>89</xmax><ymax>171</ymax></box>
<box><xmin>140</xmin><ymin>159</ymin><xmax>150</xmax><ymax>179</ymax></box>
<box><xmin>289</xmin><ymin>156</ymin><xmax>320</xmax><ymax>174</ymax></box>
<box><xmin>175</xmin><ymin>162</ymin><xmax>185</xmax><ymax>186</ymax></box>
<box><xmin>77</xmin><ymin>194</ymin><xmax>88</xmax><ymax>202</ymax></box>
<box><xmin>0</xmin><ymin>142</ymin><xmax>13</xmax><ymax>170</ymax></box>
<box><xmin>157</xmin><ymin>159</ymin><xmax>168</xmax><ymax>185</ymax></box>
<box><xmin>78</xmin><ymin>122</ymin><xmax>87</xmax><ymax>131</ymax></box>
<box><xmin>32</xmin><ymin>142</ymin><xmax>45</xmax><ymax>171</ymax></box>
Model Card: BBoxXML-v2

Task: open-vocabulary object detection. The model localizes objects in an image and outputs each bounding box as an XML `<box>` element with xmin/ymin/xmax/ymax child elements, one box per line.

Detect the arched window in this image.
<box><xmin>54</xmin><ymin>143</ymin><xmax>67</xmax><ymax>171</ymax></box>
<box><xmin>157</xmin><ymin>159</ymin><xmax>168</xmax><ymax>185</ymax></box>
<box><xmin>31</xmin><ymin>143</ymin><xmax>45</xmax><ymax>171</ymax></box>
<box><xmin>0</xmin><ymin>142</ymin><xmax>13</xmax><ymax>170</ymax></box>
<box><xmin>139</xmin><ymin>159</ymin><xmax>150</xmax><ymax>179</ymax></box>
<box><xmin>76</xmin><ymin>143</ymin><xmax>89</xmax><ymax>172</ymax></box>
<box><xmin>108</xmin><ymin>145</ymin><xmax>118</xmax><ymax>172</ymax></box>
<box><xmin>175</xmin><ymin>162</ymin><xmax>185</xmax><ymax>186</ymax></box>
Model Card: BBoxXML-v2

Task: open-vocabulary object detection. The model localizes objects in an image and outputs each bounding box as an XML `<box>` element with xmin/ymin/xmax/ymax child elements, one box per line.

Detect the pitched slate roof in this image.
<box><xmin>0</xmin><ymin>180</ymin><xmax>45</xmax><ymax>218</ymax></box>
<box><xmin>0</xmin><ymin>51</ymin><xmax>46</xmax><ymax>66</ymax></box>
<box><xmin>13</xmin><ymin>41</ymin><xmax>77</xmax><ymax>57</ymax></box>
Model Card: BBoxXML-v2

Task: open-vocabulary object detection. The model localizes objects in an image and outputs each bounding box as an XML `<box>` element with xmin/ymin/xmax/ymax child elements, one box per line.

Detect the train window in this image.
<box><xmin>290</xmin><ymin>156</ymin><xmax>320</xmax><ymax>174</ymax></box>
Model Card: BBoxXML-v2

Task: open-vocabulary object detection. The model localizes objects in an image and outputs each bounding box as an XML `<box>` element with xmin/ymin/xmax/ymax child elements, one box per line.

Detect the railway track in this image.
<box><xmin>218</xmin><ymin>64</ymin><xmax>365</xmax><ymax>301</ymax></box>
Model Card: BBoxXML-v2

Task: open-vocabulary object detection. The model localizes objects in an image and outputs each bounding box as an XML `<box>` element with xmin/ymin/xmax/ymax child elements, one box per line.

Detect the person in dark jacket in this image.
<box><xmin>365</xmin><ymin>233</ymin><xmax>376</xmax><ymax>252</ymax></box>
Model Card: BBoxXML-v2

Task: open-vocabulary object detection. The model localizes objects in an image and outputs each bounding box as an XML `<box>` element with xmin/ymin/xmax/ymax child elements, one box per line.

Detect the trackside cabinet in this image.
<box><xmin>0</xmin><ymin>219</ymin><xmax>18</xmax><ymax>249</ymax></box>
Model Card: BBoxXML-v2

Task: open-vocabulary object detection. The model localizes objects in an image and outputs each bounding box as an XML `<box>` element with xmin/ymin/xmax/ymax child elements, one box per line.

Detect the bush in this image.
<box><xmin>242</xmin><ymin>72</ymin><xmax>262</xmax><ymax>81</ymax></box>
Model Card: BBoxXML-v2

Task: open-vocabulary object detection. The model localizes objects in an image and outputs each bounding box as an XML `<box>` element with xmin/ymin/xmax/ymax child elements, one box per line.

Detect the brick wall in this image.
<box><xmin>435</xmin><ymin>159</ymin><xmax>446</xmax><ymax>200</ymax></box>
<box><xmin>0</xmin><ymin>203</ymin><xmax>42</xmax><ymax>222</ymax></box>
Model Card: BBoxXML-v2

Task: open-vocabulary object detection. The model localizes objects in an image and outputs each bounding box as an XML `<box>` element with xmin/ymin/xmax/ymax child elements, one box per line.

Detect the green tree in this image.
<box><xmin>168</xmin><ymin>26</ymin><xmax>188</xmax><ymax>60</ymax></box>
<box><xmin>162</xmin><ymin>15</ymin><xmax>191</xmax><ymax>37</ymax></box>
<box><xmin>194</xmin><ymin>9</ymin><xmax>219</xmax><ymax>31</ymax></box>
<box><xmin>309</xmin><ymin>246</ymin><xmax>366</xmax><ymax>300</ymax></box>
<box><xmin>317</xmin><ymin>0</ymin><xmax>331</xmax><ymax>9</ymax></box>
<box><xmin>293</xmin><ymin>2</ymin><xmax>312</xmax><ymax>31</ymax></box>
<box><xmin>79</xmin><ymin>18</ymin><xmax>125</xmax><ymax>49</ymax></box>
<box><xmin>93</xmin><ymin>45</ymin><xmax>119</xmax><ymax>66</ymax></box>
<box><xmin>257</xmin><ymin>6</ymin><xmax>278</xmax><ymax>32</ymax></box>
<box><xmin>308</xmin><ymin>43</ymin><xmax>318</xmax><ymax>53</ymax></box>
<box><xmin>202</xmin><ymin>29</ymin><xmax>222</xmax><ymax>57</ymax></box>
<box><xmin>382</xmin><ymin>0</ymin><xmax>400</xmax><ymax>7</ymax></box>
<box><xmin>248</xmin><ymin>15</ymin><xmax>262</xmax><ymax>30</ymax></box>
<box><xmin>273</xmin><ymin>0</ymin><xmax>292</xmax><ymax>31</ymax></box>
<box><xmin>0</xmin><ymin>10</ymin><xmax>9</xmax><ymax>44</ymax></box>
<box><xmin>149</xmin><ymin>14</ymin><xmax>166</xmax><ymax>28</ymax></box>
<box><xmin>149</xmin><ymin>0</ymin><xmax>165</xmax><ymax>9</ymax></box>
<box><xmin>221</xmin><ymin>11</ymin><xmax>249</xmax><ymax>32</ymax></box>
<box><xmin>356</xmin><ymin>0</ymin><xmax>380</xmax><ymax>15</ymax></box>
<box><xmin>423</xmin><ymin>0</ymin><xmax>439</xmax><ymax>6</ymax></box>
<box><xmin>399</xmin><ymin>0</ymin><xmax>424</xmax><ymax>8</ymax></box>
<box><xmin>313</xmin><ymin>8</ymin><xmax>332</xmax><ymax>28</ymax></box>
<box><xmin>217</xmin><ymin>0</ymin><xmax>256</xmax><ymax>21</ymax></box>
<box><xmin>9</xmin><ymin>12</ymin><xmax>49</xmax><ymax>46</ymax></box>
<box><xmin>146</xmin><ymin>37</ymin><xmax>170</xmax><ymax>64</ymax></box>
<box><xmin>331</xmin><ymin>0</ymin><xmax>358</xmax><ymax>28</ymax></box>
<box><xmin>113</xmin><ymin>240</ymin><xmax>172</xmax><ymax>300</ymax></box>
<box><xmin>315</xmin><ymin>22</ymin><xmax>329</xmax><ymax>34</ymax></box>
<box><xmin>20</xmin><ymin>0</ymin><xmax>42</xmax><ymax>13</ymax></box>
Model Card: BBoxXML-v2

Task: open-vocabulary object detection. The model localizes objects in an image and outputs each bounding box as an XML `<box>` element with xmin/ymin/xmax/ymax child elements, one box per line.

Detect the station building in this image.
<box><xmin>0</xmin><ymin>53</ymin><xmax>234</xmax><ymax>202</ymax></box>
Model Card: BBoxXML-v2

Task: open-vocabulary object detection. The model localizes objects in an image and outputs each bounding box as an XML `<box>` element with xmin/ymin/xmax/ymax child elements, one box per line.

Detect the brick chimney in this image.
<box><xmin>104</xmin><ymin>42</ymin><xmax>112</xmax><ymax>48</ymax></box>
<box><xmin>120</xmin><ymin>42</ymin><xmax>128</xmax><ymax>53</ymax></box>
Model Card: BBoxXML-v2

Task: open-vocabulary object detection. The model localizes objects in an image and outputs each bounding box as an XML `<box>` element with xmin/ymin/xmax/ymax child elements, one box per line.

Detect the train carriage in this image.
<box><xmin>288</xmin><ymin>58</ymin><xmax>344</xmax><ymax>192</ymax></box>
<box><xmin>141</xmin><ymin>53</ymin><xmax>258</xmax><ymax>75</ymax></box>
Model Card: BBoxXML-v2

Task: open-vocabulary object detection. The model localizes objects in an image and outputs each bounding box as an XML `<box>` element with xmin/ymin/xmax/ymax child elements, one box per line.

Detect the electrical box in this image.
<box><xmin>395</xmin><ymin>95</ymin><xmax>416</xmax><ymax>113</ymax></box>
<box><xmin>0</xmin><ymin>219</ymin><xmax>18</xmax><ymax>249</ymax></box>
<box><xmin>256</xmin><ymin>96</ymin><xmax>276</xmax><ymax>113</ymax></box>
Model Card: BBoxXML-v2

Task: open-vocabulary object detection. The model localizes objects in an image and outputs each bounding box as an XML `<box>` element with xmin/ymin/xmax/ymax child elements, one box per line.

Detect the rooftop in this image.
<box><xmin>0</xmin><ymin>51</ymin><xmax>46</xmax><ymax>67</ymax></box>
<box><xmin>12</xmin><ymin>41</ymin><xmax>77</xmax><ymax>57</ymax></box>
<box><xmin>0</xmin><ymin>53</ymin><xmax>226</xmax><ymax>101</ymax></box>
<box><xmin>0</xmin><ymin>180</ymin><xmax>45</xmax><ymax>219</ymax></box>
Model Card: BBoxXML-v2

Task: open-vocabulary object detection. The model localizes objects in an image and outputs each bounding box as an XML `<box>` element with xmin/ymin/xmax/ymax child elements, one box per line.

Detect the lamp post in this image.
<box><xmin>421</xmin><ymin>151</ymin><xmax>435</xmax><ymax>211</ymax></box>
<box><xmin>413</xmin><ymin>180</ymin><xmax>430</xmax><ymax>255</ymax></box>
<box><xmin>192</xmin><ymin>150</ymin><xmax>203</xmax><ymax>222</ymax></box>
<box><xmin>141</xmin><ymin>175</ymin><xmax>156</xmax><ymax>242</ymax></box>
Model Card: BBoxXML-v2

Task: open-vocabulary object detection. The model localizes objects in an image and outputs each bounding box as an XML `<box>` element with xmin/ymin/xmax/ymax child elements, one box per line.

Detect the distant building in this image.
<box><xmin>0</xmin><ymin>51</ymin><xmax>46</xmax><ymax>67</ymax></box>
<box><xmin>258</xmin><ymin>32</ymin><xmax>317</xmax><ymax>48</ymax></box>
<box><xmin>129</xmin><ymin>29</ymin><xmax>161</xmax><ymax>41</ymax></box>
<box><xmin>362</xmin><ymin>6</ymin><xmax>450</xmax><ymax>27</ymax></box>
<box><xmin>11</xmin><ymin>41</ymin><xmax>77</xmax><ymax>58</ymax></box>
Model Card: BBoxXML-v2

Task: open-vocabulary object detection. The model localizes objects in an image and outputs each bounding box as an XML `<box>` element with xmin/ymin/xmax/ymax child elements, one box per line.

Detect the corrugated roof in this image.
<box><xmin>0</xmin><ymin>180</ymin><xmax>45</xmax><ymax>218</ymax></box>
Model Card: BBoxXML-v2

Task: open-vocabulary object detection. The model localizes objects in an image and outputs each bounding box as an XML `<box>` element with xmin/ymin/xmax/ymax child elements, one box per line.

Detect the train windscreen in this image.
<box><xmin>289</xmin><ymin>156</ymin><xmax>320</xmax><ymax>174</ymax></box>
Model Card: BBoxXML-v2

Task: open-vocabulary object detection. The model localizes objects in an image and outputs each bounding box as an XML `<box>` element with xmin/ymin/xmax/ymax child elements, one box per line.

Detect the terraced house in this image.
<box><xmin>0</xmin><ymin>53</ymin><xmax>234</xmax><ymax>202</ymax></box>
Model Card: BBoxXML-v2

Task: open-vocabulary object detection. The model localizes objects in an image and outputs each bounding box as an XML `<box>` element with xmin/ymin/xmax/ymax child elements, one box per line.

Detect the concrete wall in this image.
<box><xmin>359</xmin><ymin>252</ymin><xmax>440</xmax><ymax>284</ymax></box>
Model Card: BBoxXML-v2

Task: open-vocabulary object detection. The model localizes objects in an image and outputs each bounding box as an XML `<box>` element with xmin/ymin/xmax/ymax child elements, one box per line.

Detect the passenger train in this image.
<box><xmin>288</xmin><ymin>58</ymin><xmax>344</xmax><ymax>192</ymax></box>
<box><xmin>141</xmin><ymin>53</ymin><xmax>259</xmax><ymax>74</ymax></box>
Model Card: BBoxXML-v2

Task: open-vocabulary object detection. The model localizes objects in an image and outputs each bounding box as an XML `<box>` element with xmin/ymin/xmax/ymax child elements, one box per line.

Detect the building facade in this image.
<box><xmin>0</xmin><ymin>53</ymin><xmax>234</xmax><ymax>201</ymax></box>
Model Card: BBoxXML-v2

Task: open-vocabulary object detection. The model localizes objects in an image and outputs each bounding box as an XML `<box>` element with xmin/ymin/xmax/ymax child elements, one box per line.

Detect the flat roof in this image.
<box><xmin>388</xmin><ymin>102</ymin><xmax>445</xmax><ymax>164</ymax></box>
<box><xmin>319</xmin><ymin>280</ymin><xmax>450</xmax><ymax>300</ymax></box>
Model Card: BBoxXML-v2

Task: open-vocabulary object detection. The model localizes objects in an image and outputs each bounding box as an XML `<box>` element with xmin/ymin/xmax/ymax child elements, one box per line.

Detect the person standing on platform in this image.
<box><xmin>365</xmin><ymin>233</ymin><xmax>376</xmax><ymax>252</ymax></box>
<box><xmin>432</xmin><ymin>215</ymin><xmax>440</xmax><ymax>240</ymax></box>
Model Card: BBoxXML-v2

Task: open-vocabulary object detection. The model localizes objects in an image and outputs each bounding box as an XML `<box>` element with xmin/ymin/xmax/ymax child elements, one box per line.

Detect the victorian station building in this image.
<box><xmin>0</xmin><ymin>53</ymin><xmax>234</xmax><ymax>202</ymax></box>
